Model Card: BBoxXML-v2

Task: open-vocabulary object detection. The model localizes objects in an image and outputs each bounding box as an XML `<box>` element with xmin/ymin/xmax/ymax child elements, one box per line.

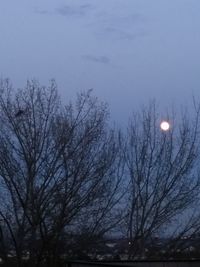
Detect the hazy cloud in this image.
<box><xmin>34</xmin><ymin>7</ymin><xmax>49</xmax><ymax>15</ymax></box>
<box><xmin>82</xmin><ymin>55</ymin><xmax>110</xmax><ymax>64</ymax></box>
<box><xmin>35</xmin><ymin>3</ymin><xmax>93</xmax><ymax>17</ymax></box>
<box><xmin>103</xmin><ymin>27</ymin><xmax>144</xmax><ymax>41</ymax></box>
<box><xmin>90</xmin><ymin>11</ymin><xmax>146</xmax><ymax>41</ymax></box>
<box><xmin>35</xmin><ymin>3</ymin><xmax>146</xmax><ymax>42</ymax></box>
<box><xmin>56</xmin><ymin>4</ymin><xmax>93</xmax><ymax>17</ymax></box>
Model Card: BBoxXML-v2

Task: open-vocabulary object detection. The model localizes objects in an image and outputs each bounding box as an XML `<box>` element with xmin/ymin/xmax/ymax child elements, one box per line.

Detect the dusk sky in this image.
<box><xmin>1</xmin><ymin>0</ymin><xmax>200</xmax><ymax>122</ymax></box>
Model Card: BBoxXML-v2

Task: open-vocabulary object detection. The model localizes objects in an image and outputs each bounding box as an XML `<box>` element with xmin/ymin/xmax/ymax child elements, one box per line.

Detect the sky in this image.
<box><xmin>0</xmin><ymin>0</ymin><xmax>200</xmax><ymax>123</ymax></box>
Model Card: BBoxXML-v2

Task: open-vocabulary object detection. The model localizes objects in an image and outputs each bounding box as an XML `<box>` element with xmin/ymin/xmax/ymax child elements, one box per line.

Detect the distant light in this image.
<box><xmin>160</xmin><ymin>121</ymin><xmax>170</xmax><ymax>131</ymax></box>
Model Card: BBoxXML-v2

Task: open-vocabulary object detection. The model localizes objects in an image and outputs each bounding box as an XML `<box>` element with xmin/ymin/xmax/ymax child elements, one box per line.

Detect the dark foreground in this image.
<box><xmin>2</xmin><ymin>260</ymin><xmax>200</xmax><ymax>267</ymax></box>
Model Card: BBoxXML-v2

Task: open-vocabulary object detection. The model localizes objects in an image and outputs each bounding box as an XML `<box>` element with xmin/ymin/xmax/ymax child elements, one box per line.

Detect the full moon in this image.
<box><xmin>160</xmin><ymin>121</ymin><xmax>170</xmax><ymax>131</ymax></box>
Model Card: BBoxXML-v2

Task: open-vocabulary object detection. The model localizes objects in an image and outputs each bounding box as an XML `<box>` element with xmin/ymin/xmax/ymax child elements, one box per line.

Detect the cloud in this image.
<box><xmin>94</xmin><ymin>25</ymin><xmax>146</xmax><ymax>42</ymax></box>
<box><xmin>103</xmin><ymin>27</ymin><xmax>142</xmax><ymax>41</ymax></box>
<box><xmin>56</xmin><ymin>4</ymin><xmax>93</xmax><ymax>17</ymax></box>
<box><xmin>34</xmin><ymin>7</ymin><xmax>49</xmax><ymax>15</ymax></box>
<box><xmin>90</xmin><ymin>11</ymin><xmax>146</xmax><ymax>42</ymax></box>
<box><xmin>35</xmin><ymin>3</ymin><xmax>146</xmax><ymax>42</ymax></box>
<box><xmin>82</xmin><ymin>55</ymin><xmax>110</xmax><ymax>64</ymax></box>
<box><xmin>35</xmin><ymin>3</ymin><xmax>93</xmax><ymax>18</ymax></box>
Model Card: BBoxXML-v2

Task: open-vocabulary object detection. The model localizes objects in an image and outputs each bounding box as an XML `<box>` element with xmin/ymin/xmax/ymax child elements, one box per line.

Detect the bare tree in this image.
<box><xmin>0</xmin><ymin>80</ymin><xmax>124</xmax><ymax>266</ymax></box>
<box><xmin>0</xmin><ymin>79</ymin><xmax>62</xmax><ymax>266</ymax></box>
<box><xmin>40</xmin><ymin>91</ymin><xmax>124</xmax><ymax>264</ymax></box>
<box><xmin>123</xmin><ymin>101</ymin><xmax>200</xmax><ymax>259</ymax></box>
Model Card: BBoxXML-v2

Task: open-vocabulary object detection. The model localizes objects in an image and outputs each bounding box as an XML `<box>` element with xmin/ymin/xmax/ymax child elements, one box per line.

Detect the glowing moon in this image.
<box><xmin>160</xmin><ymin>121</ymin><xmax>170</xmax><ymax>131</ymax></box>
